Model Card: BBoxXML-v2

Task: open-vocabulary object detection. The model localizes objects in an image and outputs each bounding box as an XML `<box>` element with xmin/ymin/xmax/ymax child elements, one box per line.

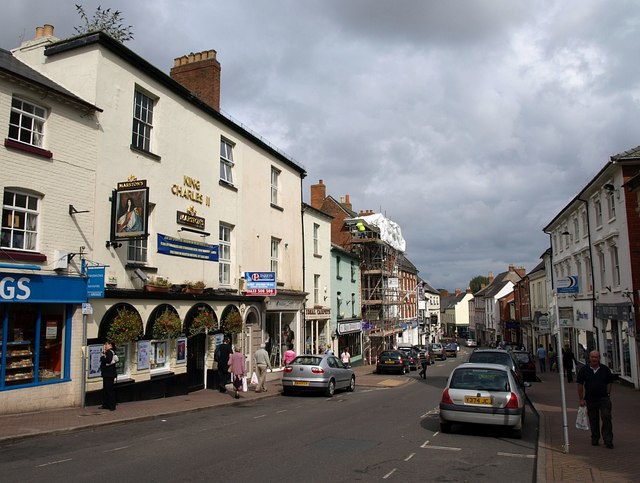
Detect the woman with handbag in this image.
<box><xmin>228</xmin><ymin>346</ymin><xmax>246</xmax><ymax>399</ymax></box>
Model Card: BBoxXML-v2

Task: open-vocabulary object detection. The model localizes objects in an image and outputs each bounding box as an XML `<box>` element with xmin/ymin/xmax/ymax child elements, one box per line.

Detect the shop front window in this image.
<box><xmin>1</xmin><ymin>303</ymin><xmax>67</xmax><ymax>389</ymax></box>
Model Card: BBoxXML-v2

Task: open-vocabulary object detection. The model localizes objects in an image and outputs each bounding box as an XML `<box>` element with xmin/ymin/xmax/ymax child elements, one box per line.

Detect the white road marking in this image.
<box><xmin>422</xmin><ymin>443</ymin><xmax>461</xmax><ymax>451</ymax></box>
<box><xmin>36</xmin><ymin>458</ymin><xmax>72</xmax><ymax>467</ymax></box>
<box><xmin>497</xmin><ymin>452</ymin><xmax>536</xmax><ymax>459</ymax></box>
<box><xmin>382</xmin><ymin>468</ymin><xmax>397</xmax><ymax>479</ymax></box>
<box><xmin>103</xmin><ymin>445</ymin><xmax>131</xmax><ymax>453</ymax></box>
<box><xmin>155</xmin><ymin>436</ymin><xmax>174</xmax><ymax>441</ymax></box>
<box><xmin>253</xmin><ymin>414</ymin><xmax>266</xmax><ymax>419</ymax></box>
<box><xmin>404</xmin><ymin>453</ymin><xmax>415</xmax><ymax>461</ymax></box>
<box><xmin>420</xmin><ymin>440</ymin><xmax>430</xmax><ymax>447</ymax></box>
<box><xmin>276</xmin><ymin>410</ymin><xmax>288</xmax><ymax>413</ymax></box>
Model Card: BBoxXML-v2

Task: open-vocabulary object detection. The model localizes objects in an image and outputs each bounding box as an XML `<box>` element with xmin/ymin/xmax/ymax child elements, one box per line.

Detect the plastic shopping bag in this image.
<box><xmin>250</xmin><ymin>371</ymin><xmax>259</xmax><ymax>386</ymax></box>
<box><xmin>242</xmin><ymin>376</ymin><xmax>248</xmax><ymax>392</ymax></box>
<box><xmin>576</xmin><ymin>406</ymin><xmax>590</xmax><ymax>431</ymax></box>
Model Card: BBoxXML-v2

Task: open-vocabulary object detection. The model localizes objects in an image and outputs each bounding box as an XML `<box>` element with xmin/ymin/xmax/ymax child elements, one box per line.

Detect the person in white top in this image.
<box><xmin>341</xmin><ymin>348</ymin><xmax>351</xmax><ymax>365</ymax></box>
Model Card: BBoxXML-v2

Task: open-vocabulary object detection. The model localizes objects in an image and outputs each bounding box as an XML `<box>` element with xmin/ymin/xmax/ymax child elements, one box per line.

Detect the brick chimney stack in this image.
<box><xmin>310</xmin><ymin>179</ymin><xmax>326</xmax><ymax>209</ymax></box>
<box><xmin>455</xmin><ymin>288</ymin><xmax>461</xmax><ymax>296</ymax></box>
<box><xmin>488</xmin><ymin>271</ymin><xmax>494</xmax><ymax>284</ymax></box>
<box><xmin>343</xmin><ymin>194</ymin><xmax>352</xmax><ymax>211</ymax></box>
<box><xmin>170</xmin><ymin>50</ymin><xmax>221</xmax><ymax>111</ymax></box>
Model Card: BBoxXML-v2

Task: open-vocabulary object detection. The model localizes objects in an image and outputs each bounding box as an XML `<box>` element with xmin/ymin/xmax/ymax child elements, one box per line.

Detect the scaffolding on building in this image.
<box><xmin>342</xmin><ymin>214</ymin><xmax>404</xmax><ymax>363</ymax></box>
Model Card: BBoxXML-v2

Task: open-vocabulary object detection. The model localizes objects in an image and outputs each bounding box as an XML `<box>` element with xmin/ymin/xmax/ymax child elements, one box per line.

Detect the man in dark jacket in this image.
<box><xmin>577</xmin><ymin>350</ymin><xmax>615</xmax><ymax>448</ymax></box>
<box><xmin>215</xmin><ymin>337</ymin><xmax>233</xmax><ymax>392</ymax></box>
<box><xmin>562</xmin><ymin>345</ymin><xmax>575</xmax><ymax>383</ymax></box>
<box><xmin>100</xmin><ymin>340</ymin><xmax>118</xmax><ymax>410</ymax></box>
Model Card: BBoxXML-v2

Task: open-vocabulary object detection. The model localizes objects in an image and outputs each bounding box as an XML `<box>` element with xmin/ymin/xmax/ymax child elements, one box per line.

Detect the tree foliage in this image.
<box><xmin>74</xmin><ymin>4</ymin><xmax>134</xmax><ymax>43</ymax></box>
<box><xmin>469</xmin><ymin>275</ymin><xmax>489</xmax><ymax>293</ymax></box>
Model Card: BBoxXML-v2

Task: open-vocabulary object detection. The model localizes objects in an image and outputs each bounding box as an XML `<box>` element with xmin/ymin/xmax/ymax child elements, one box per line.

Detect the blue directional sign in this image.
<box><xmin>557</xmin><ymin>276</ymin><xmax>579</xmax><ymax>294</ymax></box>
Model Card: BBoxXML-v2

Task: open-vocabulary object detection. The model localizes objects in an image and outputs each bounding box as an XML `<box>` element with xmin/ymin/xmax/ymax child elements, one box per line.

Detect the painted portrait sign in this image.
<box><xmin>110</xmin><ymin>183</ymin><xmax>149</xmax><ymax>241</ymax></box>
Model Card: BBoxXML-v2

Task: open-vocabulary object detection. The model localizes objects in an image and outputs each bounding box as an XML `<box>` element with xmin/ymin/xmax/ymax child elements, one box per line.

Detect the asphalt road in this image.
<box><xmin>0</xmin><ymin>353</ymin><xmax>537</xmax><ymax>482</ymax></box>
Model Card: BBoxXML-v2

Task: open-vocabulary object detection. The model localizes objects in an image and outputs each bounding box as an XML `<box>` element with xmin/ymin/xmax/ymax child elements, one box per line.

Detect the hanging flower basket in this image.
<box><xmin>108</xmin><ymin>308</ymin><xmax>143</xmax><ymax>345</ymax></box>
<box><xmin>152</xmin><ymin>309</ymin><xmax>183</xmax><ymax>340</ymax></box>
<box><xmin>190</xmin><ymin>310</ymin><xmax>216</xmax><ymax>337</ymax></box>
<box><xmin>222</xmin><ymin>310</ymin><xmax>243</xmax><ymax>335</ymax></box>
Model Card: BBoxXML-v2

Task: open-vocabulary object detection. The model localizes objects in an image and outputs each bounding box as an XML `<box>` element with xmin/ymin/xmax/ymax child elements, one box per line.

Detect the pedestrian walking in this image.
<box><xmin>536</xmin><ymin>344</ymin><xmax>547</xmax><ymax>372</ymax></box>
<box><xmin>548</xmin><ymin>345</ymin><xmax>557</xmax><ymax>372</ymax></box>
<box><xmin>418</xmin><ymin>352</ymin><xmax>428</xmax><ymax>379</ymax></box>
<box><xmin>341</xmin><ymin>347</ymin><xmax>351</xmax><ymax>365</ymax></box>
<box><xmin>576</xmin><ymin>350</ymin><xmax>615</xmax><ymax>448</ymax></box>
<box><xmin>228</xmin><ymin>346</ymin><xmax>246</xmax><ymax>399</ymax></box>
<box><xmin>563</xmin><ymin>345</ymin><xmax>576</xmax><ymax>383</ymax></box>
<box><xmin>99</xmin><ymin>340</ymin><xmax>118</xmax><ymax>411</ymax></box>
<box><xmin>254</xmin><ymin>342</ymin><xmax>271</xmax><ymax>393</ymax></box>
<box><xmin>215</xmin><ymin>337</ymin><xmax>233</xmax><ymax>393</ymax></box>
<box><xmin>324</xmin><ymin>344</ymin><xmax>334</xmax><ymax>355</ymax></box>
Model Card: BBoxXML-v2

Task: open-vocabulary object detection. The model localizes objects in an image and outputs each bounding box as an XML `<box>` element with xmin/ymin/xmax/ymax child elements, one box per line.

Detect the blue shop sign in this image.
<box><xmin>157</xmin><ymin>233</ymin><xmax>219</xmax><ymax>261</ymax></box>
<box><xmin>86</xmin><ymin>266</ymin><xmax>105</xmax><ymax>298</ymax></box>
<box><xmin>0</xmin><ymin>272</ymin><xmax>87</xmax><ymax>303</ymax></box>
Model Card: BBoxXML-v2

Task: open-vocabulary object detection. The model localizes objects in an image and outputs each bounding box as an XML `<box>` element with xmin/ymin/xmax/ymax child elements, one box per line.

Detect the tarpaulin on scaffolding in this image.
<box><xmin>351</xmin><ymin>213</ymin><xmax>406</xmax><ymax>252</ymax></box>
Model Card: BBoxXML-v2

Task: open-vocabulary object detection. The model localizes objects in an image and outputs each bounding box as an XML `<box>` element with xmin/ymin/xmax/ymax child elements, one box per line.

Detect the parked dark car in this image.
<box><xmin>512</xmin><ymin>350</ymin><xmax>537</xmax><ymax>382</ymax></box>
<box><xmin>398</xmin><ymin>348</ymin><xmax>419</xmax><ymax>371</ymax></box>
<box><xmin>429</xmin><ymin>343</ymin><xmax>447</xmax><ymax>361</ymax></box>
<box><xmin>467</xmin><ymin>348</ymin><xmax>527</xmax><ymax>390</ymax></box>
<box><xmin>444</xmin><ymin>343</ymin><xmax>458</xmax><ymax>358</ymax></box>
<box><xmin>376</xmin><ymin>350</ymin><xmax>409</xmax><ymax>374</ymax></box>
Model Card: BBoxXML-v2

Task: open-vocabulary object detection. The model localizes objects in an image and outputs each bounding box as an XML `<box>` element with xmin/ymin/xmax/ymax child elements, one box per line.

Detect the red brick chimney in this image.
<box><xmin>170</xmin><ymin>50</ymin><xmax>221</xmax><ymax>111</ymax></box>
<box><xmin>488</xmin><ymin>271</ymin><xmax>494</xmax><ymax>284</ymax></box>
<box><xmin>455</xmin><ymin>288</ymin><xmax>461</xmax><ymax>296</ymax></box>
<box><xmin>310</xmin><ymin>179</ymin><xmax>326</xmax><ymax>209</ymax></box>
<box><xmin>342</xmin><ymin>194</ymin><xmax>352</xmax><ymax>211</ymax></box>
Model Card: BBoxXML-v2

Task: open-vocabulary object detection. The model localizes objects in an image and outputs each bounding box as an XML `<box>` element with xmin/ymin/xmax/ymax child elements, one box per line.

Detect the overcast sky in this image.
<box><xmin>4</xmin><ymin>1</ymin><xmax>640</xmax><ymax>291</ymax></box>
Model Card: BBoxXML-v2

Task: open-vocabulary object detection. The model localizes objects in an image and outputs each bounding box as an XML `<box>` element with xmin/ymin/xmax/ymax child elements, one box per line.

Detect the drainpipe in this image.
<box><xmin>577</xmin><ymin>197</ymin><xmax>599</xmax><ymax>352</ymax></box>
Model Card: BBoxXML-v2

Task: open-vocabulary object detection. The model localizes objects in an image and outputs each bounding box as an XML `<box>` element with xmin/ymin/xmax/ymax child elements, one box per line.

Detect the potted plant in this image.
<box><xmin>222</xmin><ymin>310</ymin><xmax>243</xmax><ymax>335</ymax></box>
<box><xmin>145</xmin><ymin>276</ymin><xmax>171</xmax><ymax>293</ymax></box>
<box><xmin>152</xmin><ymin>309</ymin><xmax>183</xmax><ymax>339</ymax></box>
<box><xmin>183</xmin><ymin>280</ymin><xmax>205</xmax><ymax>294</ymax></box>
<box><xmin>108</xmin><ymin>308</ymin><xmax>143</xmax><ymax>346</ymax></box>
<box><xmin>190</xmin><ymin>310</ymin><xmax>216</xmax><ymax>336</ymax></box>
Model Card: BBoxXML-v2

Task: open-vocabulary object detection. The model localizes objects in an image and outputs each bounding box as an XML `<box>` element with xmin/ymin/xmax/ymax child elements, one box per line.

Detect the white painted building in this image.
<box><xmin>0</xmin><ymin>44</ymin><xmax>100</xmax><ymax>413</ymax></box>
<box><xmin>302</xmin><ymin>204</ymin><xmax>332</xmax><ymax>355</ymax></box>
<box><xmin>543</xmin><ymin>147</ymin><xmax>640</xmax><ymax>388</ymax></box>
<box><xmin>10</xmin><ymin>26</ymin><xmax>306</xmax><ymax>406</ymax></box>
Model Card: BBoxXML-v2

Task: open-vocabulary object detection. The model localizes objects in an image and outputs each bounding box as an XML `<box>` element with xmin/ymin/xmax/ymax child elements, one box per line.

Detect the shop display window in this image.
<box><xmin>1</xmin><ymin>303</ymin><xmax>67</xmax><ymax>389</ymax></box>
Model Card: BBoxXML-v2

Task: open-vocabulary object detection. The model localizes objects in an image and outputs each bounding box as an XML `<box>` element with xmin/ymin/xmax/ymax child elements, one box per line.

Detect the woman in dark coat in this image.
<box><xmin>100</xmin><ymin>340</ymin><xmax>118</xmax><ymax>410</ymax></box>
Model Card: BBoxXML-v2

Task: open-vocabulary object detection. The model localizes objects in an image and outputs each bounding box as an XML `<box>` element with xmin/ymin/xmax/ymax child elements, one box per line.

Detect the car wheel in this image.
<box><xmin>347</xmin><ymin>376</ymin><xmax>356</xmax><ymax>392</ymax></box>
<box><xmin>325</xmin><ymin>379</ymin><xmax>336</xmax><ymax>397</ymax></box>
<box><xmin>512</xmin><ymin>427</ymin><xmax>523</xmax><ymax>439</ymax></box>
<box><xmin>282</xmin><ymin>387</ymin><xmax>292</xmax><ymax>396</ymax></box>
<box><xmin>440</xmin><ymin>421</ymin><xmax>452</xmax><ymax>433</ymax></box>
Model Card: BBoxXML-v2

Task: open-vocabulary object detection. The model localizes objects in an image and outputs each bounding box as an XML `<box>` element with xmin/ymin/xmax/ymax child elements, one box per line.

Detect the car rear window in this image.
<box><xmin>292</xmin><ymin>356</ymin><xmax>322</xmax><ymax>366</ymax></box>
<box><xmin>451</xmin><ymin>368</ymin><xmax>509</xmax><ymax>391</ymax></box>
<box><xmin>468</xmin><ymin>352</ymin><xmax>511</xmax><ymax>366</ymax></box>
<box><xmin>513</xmin><ymin>353</ymin><xmax>531</xmax><ymax>363</ymax></box>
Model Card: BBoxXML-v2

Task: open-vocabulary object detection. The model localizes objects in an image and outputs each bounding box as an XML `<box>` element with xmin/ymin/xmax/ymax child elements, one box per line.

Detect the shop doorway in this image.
<box><xmin>186</xmin><ymin>332</ymin><xmax>206</xmax><ymax>391</ymax></box>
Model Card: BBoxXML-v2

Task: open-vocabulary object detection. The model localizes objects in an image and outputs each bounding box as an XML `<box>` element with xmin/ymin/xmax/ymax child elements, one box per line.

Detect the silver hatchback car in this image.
<box><xmin>282</xmin><ymin>354</ymin><xmax>355</xmax><ymax>397</ymax></box>
<box><xmin>439</xmin><ymin>363</ymin><xmax>526</xmax><ymax>438</ymax></box>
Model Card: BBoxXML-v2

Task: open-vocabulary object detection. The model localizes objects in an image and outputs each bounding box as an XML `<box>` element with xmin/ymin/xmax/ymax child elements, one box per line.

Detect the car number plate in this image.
<box><xmin>385</xmin><ymin>360</ymin><xmax>396</xmax><ymax>364</ymax></box>
<box><xmin>464</xmin><ymin>396</ymin><xmax>492</xmax><ymax>405</ymax></box>
<box><xmin>293</xmin><ymin>381</ymin><xmax>309</xmax><ymax>386</ymax></box>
